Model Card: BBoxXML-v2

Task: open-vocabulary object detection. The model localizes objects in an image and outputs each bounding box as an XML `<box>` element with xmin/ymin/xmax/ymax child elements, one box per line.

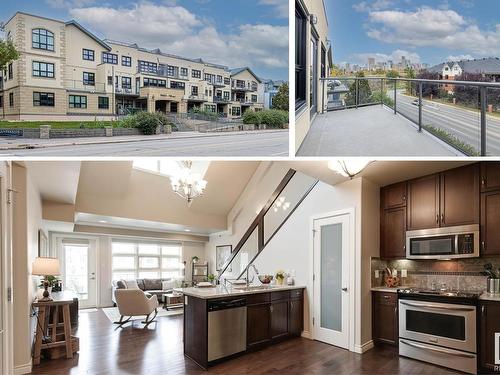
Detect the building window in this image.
<box><xmin>122</xmin><ymin>56</ymin><xmax>132</xmax><ymax>67</ymax></box>
<box><xmin>138</xmin><ymin>60</ymin><xmax>157</xmax><ymax>73</ymax></box>
<box><xmin>231</xmin><ymin>106</ymin><xmax>241</xmax><ymax>116</ymax></box>
<box><xmin>9</xmin><ymin>93</ymin><xmax>14</xmax><ymax>107</ymax></box>
<box><xmin>143</xmin><ymin>78</ymin><xmax>166</xmax><ymax>87</ymax></box>
<box><xmin>32</xmin><ymin>61</ymin><xmax>55</xmax><ymax>78</ymax></box>
<box><xmin>82</xmin><ymin>49</ymin><xmax>94</xmax><ymax>61</ymax></box>
<box><xmin>33</xmin><ymin>92</ymin><xmax>55</xmax><ymax>107</ymax></box>
<box><xmin>236</xmin><ymin>79</ymin><xmax>245</xmax><ymax>88</ymax></box>
<box><xmin>204</xmin><ymin>104</ymin><xmax>216</xmax><ymax>113</ymax></box>
<box><xmin>0</xmin><ymin>96</ymin><xmax>3</xmax><ymax>108</ymax></box>
<box><xmin>192</xmin><ymin>69</ymin><xmax>201</xmax><ymax>79</ymax></box>
<box><xmin>223</xmin><ymin>91</ymin><xmax>230</xmax><ymax>101</ymax></box>
<box><xmin>69</xmin><ymin>95</ymin><xmax>87</xmax><ymax>109</ymax></box>
<box><xmin>170</xmin><ymin>81</ymin><xmax>185</xmax><ymax>89</ymax></box>
<box><xmin>107</xmin><ymin>76</ymin><xmax>113</xmax><ymax>85</ymax></box>
<box><xmin>191</xmin><ymin>86</ymin><xmax>198</xmax><ymax>96</ymax></box>
<box><xmin>251</xmin><ymin>94</ymin><xmax>258</xmax><ymax>102</ymax></box>
<box><xmin>204</xmin><ymin>73</ymin><xmax>214</xmax><ymax>83</ymax></box>
<box><xmin>32</xmin><ymin>28</ymin><xmax>54</xmax><ymax>51</ymax></box>
<box><xmin>111</xmin><ymin>240</ymin><xmax>183</xmax><ymax>280</ymax></box>
<box><xmin>224</xmin><ymin>77</ymin><xmax>230</xmax><ymax>85</ymax></box>
<box><xmin>295</xmin><ymin>1</ymin><xmax>307</xmax><ymax>111</ymax></box>
<box><xmin>102</xmin><ymin>52</ymin><xmax>118</xmax><ymax>64</ymax></box>
<box><xmin>217</xmin><ymin>75</ymin><xmax>222</xmax><ymax>83</ymax></box>
<box><xmin>8</xmin><ymin>63</ymin><xmax>13</xmax><ymax>80</ymax></box>
<box><xmin>167</xmin><ymin>65</ymin><xmax>176</xmax><ymax>77</ymax></box>
<box><xmin>98</xmin><ymin>96</ymin><xmax>109</xmax><ymax>109</ymax></box>
<box><xmin>321</xmin><ymin>45</ymin><xmax>326</xmax><ymax>78</ymax></box>
<box><xmin>83</xmin><ymin>72</ymin><xmax>95</xmax><ymax>86</ymax></box>
<box><xmin>180</xmin><ymin>67</ymin><xmax>188</xmax><ymax>77</ymax></box>
<box><xmin>121</xmin><ymin>77</ymin><xmax>132</xmax><ymax>90</ymax></box>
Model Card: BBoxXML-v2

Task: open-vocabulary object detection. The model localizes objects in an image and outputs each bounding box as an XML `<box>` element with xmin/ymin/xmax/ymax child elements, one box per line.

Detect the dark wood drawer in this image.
<box><xmin>374</xmin><ymin>291</ymin><xmax>397</xmax><ymax>305</ymax></box>
<box><xmin>271</xmin><ymin>291</ymin><xmax>290</xmax><ymax>301</ymax></box>
<box><xmin>290</xmin><ymin>289</ymin><xmax>303</xmax><ymax>300</ymax></box>
<box><xmin>247</xmin><ymin>292</ymin><xmax>271</xmax><ymax>305</ymax></box>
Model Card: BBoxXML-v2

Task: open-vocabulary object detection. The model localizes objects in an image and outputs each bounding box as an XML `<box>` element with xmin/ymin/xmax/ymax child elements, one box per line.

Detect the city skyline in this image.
<box><xmin>327</xmin><ymin>0</ymin><xmax>500</xmax><ymax>69</ymax></box>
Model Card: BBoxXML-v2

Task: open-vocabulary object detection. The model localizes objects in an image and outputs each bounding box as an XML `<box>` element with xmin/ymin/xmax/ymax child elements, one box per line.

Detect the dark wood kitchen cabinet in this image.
<box><xmin>289</xmin><ymin>298</ymin><xmax>304</xmax><ymax>336</ymax></box>
<box><xmin>481</xmin><ymin>190</ymin><xmax>500</xmax><ymax>255</ymax></box>
<box><xmin>479</xmin><ymin>301</ymin><xmax>500</xmax><ymax>372</ymax></box>
<box><xmin>440</xmin><ymin>164</ymin><xmax>479</xmax><ymax>227</ymax></box>
<box><xmin>481</xmin><ymin>162</ymin><xmax>500</xmax><ymax>192</ymax></box>
<box><xmin>372</xmin><ymin>291</ymin><xmax>398</xmax><ymax>346</ymax></box>
<box><xmin>407</xmin><ymin>173</ymin><xmax>440</xmax><ymax>230</ymax></box>
<box><xmin>247</xmin><ymin>295</ymin><xmax>272</xmax><ymax>349</ymax></box>
<box><xmin>380</xmin><ymin>207</ymin><xmax>407</xmax><ymax>259</ymax></box>
<box><xmin>382</xmin><ymin>181</ymin><xmax>407</xmax><ymax>209</ymax></box>
<box><xmin>407</xmin><ymin>165</ymin><xmax>479</xmax><ymax>230</ymax></box>
<box><xmin>271</xmin><ymin>301</ymin><xmax>289</xmax><ymax>339</ymax></box>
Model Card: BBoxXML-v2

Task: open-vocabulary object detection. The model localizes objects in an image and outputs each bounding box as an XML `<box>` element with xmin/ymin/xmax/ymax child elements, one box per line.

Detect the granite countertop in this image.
<box><xmin>479</xmin><ymin>292</ymin><xmax>500</xmax><ymax>301</ymax></box>
<box><xmin>174</xmin><ymin>284</ymin><xmax>305</xmax><ymax>299</ymax></box>
<box><xmin>371</xmin><ymin>286</ymin><xmax>413</xmax><ymax>293</ymax></box>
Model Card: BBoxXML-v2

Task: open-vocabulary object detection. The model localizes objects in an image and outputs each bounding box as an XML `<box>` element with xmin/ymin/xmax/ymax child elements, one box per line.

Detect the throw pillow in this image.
<box><xmin>116</xmin><ymin>280</ymin><xmax>127</xmax><ymax>289</ymax></box>
<box><xmin>162</xmin><ymin>280</ymin><xmax>176</xmax><ymax>291</ymax></box>
<box><xmin>125</xmin><ymin>280</ymin><xmax>140</xmax><ymax>289</ymax></box>
<box><xmin>144</xmin><ymin>278</ymin><xmax>162</xmax><ymax>290</ymax></box>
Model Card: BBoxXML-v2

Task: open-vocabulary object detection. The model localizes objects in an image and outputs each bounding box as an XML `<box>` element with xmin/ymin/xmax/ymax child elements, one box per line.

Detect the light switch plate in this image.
<box><xmin>401</xmin><ymin>269</ymin><xmax>407</xmax><ymax>278</ymax></box>
<box><xmin>375</xmin><ymin>270</ymin><xmax>379</xmax><ymax>278</ymax></box>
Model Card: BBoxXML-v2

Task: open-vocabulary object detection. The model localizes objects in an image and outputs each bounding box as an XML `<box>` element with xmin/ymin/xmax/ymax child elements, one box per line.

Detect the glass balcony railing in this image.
<box><xmin>65</xmin><ymin>80</ymin><xmax>106</xmax><ymax>93</ymax></box>
<box><xmin>218</xmin><ymin>170</ymin><xmax>318</xmax><ymax>283</ymax></box>
<box><xmin>322</xmin><ymin>76</ymin><xmax>500</xmax><ymax>156</ymax></box>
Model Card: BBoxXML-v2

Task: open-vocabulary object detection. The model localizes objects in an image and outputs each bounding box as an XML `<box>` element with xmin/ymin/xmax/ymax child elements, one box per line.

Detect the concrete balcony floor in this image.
<box><xmin>297</xmin><ymin>106</ymin><xmax>461</xmax><ymax>157</ymax></box>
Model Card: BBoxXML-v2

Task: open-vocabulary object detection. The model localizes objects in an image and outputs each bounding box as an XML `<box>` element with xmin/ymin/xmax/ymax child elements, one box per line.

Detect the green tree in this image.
<box><xmin>271</xmin><ymin>82</ymin><xmax>289</xmax><ymax>111</ymax></box>
<box><xmin>330</xmin><ymin>64</ymin><xmax>343</xmax><ymax>77</ymax></box>
<box><xmin>386</xmin><ymin>70</ymin><xmax>399</xmax><ymax>78</ymax></box>
<box><xmin>345</xmin><ymin>72</ymin><xmax>372</xmax><ymax>106</ymax></box>
<box><xmin>404</xmin><ymin>67</ymin><xmax>416</xmax><ymax>95</ymax></box>
<box><xmin>0</xmin><ymin>39</ymin><xmax>20</xmax><ymax>118</ymax></box>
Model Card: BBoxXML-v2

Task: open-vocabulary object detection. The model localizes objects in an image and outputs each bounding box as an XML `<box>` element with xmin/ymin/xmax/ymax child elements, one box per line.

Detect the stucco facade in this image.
<box><xmin>0</xmin><ymin>12</ymin><xmax>264</xmax><ymax>121</ymax></box>
<box><xmin>295</xmin><ymin>0</ymin><xmax>330</xmax><ymax>153</ymax></box>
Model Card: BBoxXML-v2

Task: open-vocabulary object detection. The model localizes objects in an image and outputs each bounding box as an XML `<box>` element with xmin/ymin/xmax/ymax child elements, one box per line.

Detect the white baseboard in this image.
<box><xmin>354</xmin><ymin>340</ymin><xmax>374</xmax><ymax>354</ymax></box>
<box><xmin>301</xmin><ymin>330</ymin><xmax>312</xmax><ymax>339</ymax></box>
<box><xmin>14</xmin><ymin>360</ymin><xmax>32</xmax><ymax>375</ymax></box>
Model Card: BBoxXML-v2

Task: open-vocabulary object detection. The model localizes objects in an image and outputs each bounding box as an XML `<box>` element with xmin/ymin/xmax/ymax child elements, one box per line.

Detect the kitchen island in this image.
<box><xmin>175</xmin><ymin>285</ymin><xmax>305</xmax><ymax>369</ymax></box>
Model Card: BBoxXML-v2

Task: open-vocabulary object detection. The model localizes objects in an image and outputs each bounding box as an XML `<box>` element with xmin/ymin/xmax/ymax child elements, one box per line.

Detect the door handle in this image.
<box><xmin>342</xmin><ymin>287</ymin><xmax>348</xmax><ymax>292</ymax></box>
<box><xmin>90</xmin><ymin>277</ymin><xmax>96</xmax><ymax>280</ymax></box>
<box><xmin>435</xmin><ymin>214</ymin><xmax>439</xmax><ymax>224</ymax></box>
<box><xmin>440</xmin><ymin>213</ymin><xmax>444</xmax><ymax>224</ymax></box>
<box><xmin>400</xmin><ymin>301</ymin><xmax>474</xmax><ymax>311</ymax></box>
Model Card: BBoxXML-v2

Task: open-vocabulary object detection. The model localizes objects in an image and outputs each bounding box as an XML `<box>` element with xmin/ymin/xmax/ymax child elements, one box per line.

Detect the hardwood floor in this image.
<box><xmin>30</xmin><ymin>309</ymin><xmax>460</xmax><ymax>375</ymax></box>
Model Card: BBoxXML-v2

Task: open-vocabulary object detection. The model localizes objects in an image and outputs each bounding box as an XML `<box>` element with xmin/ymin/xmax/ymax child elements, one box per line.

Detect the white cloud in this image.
<box><xmin>352</xmin><ymin>49</ymin><xmax>421</xmax><ymax>64</ymax></box>
<box><xmin>46</xmin><ymin>0</ymin><xmax>96</xmax><ymax>9</ymax></box>
<box><xmin>353</xmin><ymin>0</ymin><xmax>394</xmax><ymax>12</ymax></box>
<box><xmin>68</xmin><ymin>3</ymin><xmax>288</xmax><ymax>71</ymax></box>
<box><xmin>258</xmin><ymin>0</ymin><xmax>288</xmax><ymax>18</ymax></box>
<box><xmin>366</xmin><ymin>6</ymin><xmax>500</xmax><ymax>56</ymax></box>
<box><xmin>446</xmin><ymin>54</ymin><xmax>474</xmax><ymax>61</ymax></box>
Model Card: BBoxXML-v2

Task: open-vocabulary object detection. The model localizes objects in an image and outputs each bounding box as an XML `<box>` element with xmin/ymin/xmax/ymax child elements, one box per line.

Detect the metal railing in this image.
<box><xmin>213</xmin><ymin>96</ymin><xmax>231</xmax><ymax>103</ymax></box>
<box><xmin>183</xmin><ymin>94</ymin><xmax>207</xmax><ymax>101</ymax></box>
<box><xmin>65</xmin><ymin>80</ymin><xmax>106</xmax><ymax>93</ymax></box>
<box><xmin>137</xmin><ymin>66</ymin><xmax>189</xmax><ymax>80</ymax></box>
<box><xmin>322</xmin><ymin>77</ymin><xmax>500</xmax><ymax>156</ymax></box>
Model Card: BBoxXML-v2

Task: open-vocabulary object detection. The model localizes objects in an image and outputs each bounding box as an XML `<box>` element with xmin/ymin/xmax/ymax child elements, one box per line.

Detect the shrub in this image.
<box><xmin>119</xmin><ymin>115</ymin><xmax>137</xmax><ymax>128</ymax></box>
<box><xmin>242</xmin><ymin>111</ymin><xmax>261</xmax><ymax>125</ymax></box>
<box><xmin>258</xmin><ymin>109</ymin><xmax>288</xmax><ymax>128</ymax></box>
<box><xmin>132</xmin><ymin>111</ymin><xmax>160</xmax><ymax>135</ymax></box>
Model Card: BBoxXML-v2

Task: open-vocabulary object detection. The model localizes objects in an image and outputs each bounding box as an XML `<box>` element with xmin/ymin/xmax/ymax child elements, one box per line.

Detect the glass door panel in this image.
<box><xmin>63</xmin><ymin>242</ymin><xmax>96</xmax><ymax>308</ymax></box>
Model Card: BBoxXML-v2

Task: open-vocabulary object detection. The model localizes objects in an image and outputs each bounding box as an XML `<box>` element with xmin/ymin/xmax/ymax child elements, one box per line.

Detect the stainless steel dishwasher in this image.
<box><xmin>207</xmin><ymin>297</ymin><xmax>247</xmax><ymax>362</ymax></box>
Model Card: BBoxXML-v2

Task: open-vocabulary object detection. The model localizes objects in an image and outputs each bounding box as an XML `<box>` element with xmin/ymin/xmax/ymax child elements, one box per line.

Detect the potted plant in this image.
<box><xmin>191</xmin><ymin>256</ymin><xmax>199</xmax><ymax>264</ymax></box>
<box><xmin>207</xmin><ymin>274</ymin><xmax>216</xmax><ymax>285</ymax></box>
<box><xmin>275</xmin><ymin>270</ymin><xmax>286</xmax><ymax>286</ymax></box>
<box><xmin>38</xmin><ymin>275</ymin><xmax>60</xmax><ymax>293</ymax></box>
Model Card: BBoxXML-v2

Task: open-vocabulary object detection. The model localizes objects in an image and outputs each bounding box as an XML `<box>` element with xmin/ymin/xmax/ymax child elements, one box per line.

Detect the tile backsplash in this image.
<box><xmin>371</xmin><ymin>257</ymin><xmax>500</xmax><ymax>292</ymax></box>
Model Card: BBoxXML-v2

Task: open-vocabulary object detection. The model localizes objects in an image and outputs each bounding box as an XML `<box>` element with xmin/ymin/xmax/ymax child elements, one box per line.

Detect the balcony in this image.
<box><xmin>65</xmin><ymin>80</ymin><xmax>106</xmax><ymax>93</ymax></box>
<box><xmin>232</xmin><ymin>84</ymin><xmax>257</xmax><ymax>92</ymax></box>
<box><xmin>115</xmin><ymin>87</ymin><xmax>136</xmax><ymax>95</ymax></box>
<box><xmin>184</xmin><ymin>94</ymin><xmax>207</xmax><ymax>102</ymax></box>
<box><xmin>297</xmin><ymin>77</ymin><xmax>500</xmax><ymax>157</ymax></box>
<box><xmin>137</xmin><ymin>66</ymin><xmax>189</xmax><ymax>80</ymax></box>
<box><xmin>213</xmin><ymin>96</ymin><xmax>231</xmax><ymax>103</ymax></box>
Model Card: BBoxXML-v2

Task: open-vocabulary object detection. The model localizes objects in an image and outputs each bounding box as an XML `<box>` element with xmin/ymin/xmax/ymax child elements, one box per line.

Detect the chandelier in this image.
<box><xmin>170</xmin><ymin>161</ymin><xmax>207</xmax><ymax>206</ymax></box>
<box><xmin>328</xmin><ymin>159</ymin><xmax>372</xmax><ymax>179</ymax></box>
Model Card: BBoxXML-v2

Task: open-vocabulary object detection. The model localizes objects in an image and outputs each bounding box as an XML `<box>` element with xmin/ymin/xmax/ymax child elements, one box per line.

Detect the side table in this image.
<box><xmin>163</xmin><ymin>292</ymin><xmax>183</xmax><ymax>310</ymax></box>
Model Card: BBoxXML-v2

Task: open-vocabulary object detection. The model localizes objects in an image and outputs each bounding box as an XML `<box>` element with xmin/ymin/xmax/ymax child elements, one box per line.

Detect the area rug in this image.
<box><xmin>101</xmin><ymin>306</ymin><xmax>183</xmax><ymax>323</ymax></box>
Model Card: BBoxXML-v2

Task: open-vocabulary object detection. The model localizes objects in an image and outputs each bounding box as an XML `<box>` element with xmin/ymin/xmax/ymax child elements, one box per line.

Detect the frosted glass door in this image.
<box><xmin>63</xmin><ymin>241</ymin><xmax>97</xmax><ymax>308</ymax></box>
<box><xmin>313</xmin><ymin>213</ymin><xmax>350</xmax><ymax>349</ymax></box>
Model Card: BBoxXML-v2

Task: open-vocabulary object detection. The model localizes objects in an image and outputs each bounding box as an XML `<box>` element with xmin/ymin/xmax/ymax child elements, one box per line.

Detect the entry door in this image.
<box><xmin>313</xmin><ymin>213</ymin><xmax>350</xmax><ymax>348</ymax></box>
<box><xmin>62</xmin><ymin>240</ymin><xmax>97</xmax><ymax>308</ymax></box>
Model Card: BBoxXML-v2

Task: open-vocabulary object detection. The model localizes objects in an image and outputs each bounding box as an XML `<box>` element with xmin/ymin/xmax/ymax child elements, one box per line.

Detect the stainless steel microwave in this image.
<box><xmin>406</xmin><ymin>224</ymin><xmax>479</xmax><ymax>260</ymax></box>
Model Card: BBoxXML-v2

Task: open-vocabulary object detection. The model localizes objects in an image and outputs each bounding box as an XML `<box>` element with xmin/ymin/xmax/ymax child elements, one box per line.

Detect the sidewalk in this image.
<box><xmin>0</xmin><ymin>129</ymin><xmax>287</xmax><ymax>151</ymax></box>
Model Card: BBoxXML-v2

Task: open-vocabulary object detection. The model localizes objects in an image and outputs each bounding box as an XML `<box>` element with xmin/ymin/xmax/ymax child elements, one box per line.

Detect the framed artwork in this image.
<box><xmin>216</xmin><ymin>245</ymin><xmax>232</xmax><ymax>272</ymax></box>
<box><xmin>38</xmin><ymin>230</ymin><xmax>49</xmax><ymax>257</ymax></box>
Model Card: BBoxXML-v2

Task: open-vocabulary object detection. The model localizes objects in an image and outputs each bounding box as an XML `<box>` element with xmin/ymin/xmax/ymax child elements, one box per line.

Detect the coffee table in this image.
<box><xmin>163</xmin><ymin>292</ymin><xmax>183</xmax><ymax>310</ymax></box>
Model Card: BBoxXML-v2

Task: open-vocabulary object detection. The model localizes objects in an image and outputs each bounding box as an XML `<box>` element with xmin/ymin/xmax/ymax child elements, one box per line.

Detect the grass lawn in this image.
<box><xmin>0</xmin><ymin>120</ymin><xmax>124</xmax><ymax>129</ymax></box>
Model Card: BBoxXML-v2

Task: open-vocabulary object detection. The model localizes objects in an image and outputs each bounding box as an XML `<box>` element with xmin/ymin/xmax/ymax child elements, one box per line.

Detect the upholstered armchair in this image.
<box><xmin>114</xmin><ymin>289</ymin><xmax>159</xmax><ymax>327</ymax></box>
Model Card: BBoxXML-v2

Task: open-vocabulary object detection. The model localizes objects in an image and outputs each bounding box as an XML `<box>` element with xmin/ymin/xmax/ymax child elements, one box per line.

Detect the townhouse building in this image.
<box><xmin>0</xmin><ymin>12</ymin><xmax>264</xmax><ymax>121</ymax></box>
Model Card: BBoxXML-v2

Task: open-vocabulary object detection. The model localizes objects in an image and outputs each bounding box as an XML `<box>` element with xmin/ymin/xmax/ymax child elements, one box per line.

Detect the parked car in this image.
<box><xmin>411</xmin><ymin>99</ymin><xmax>422</xmax><ymax>106</ymax></box>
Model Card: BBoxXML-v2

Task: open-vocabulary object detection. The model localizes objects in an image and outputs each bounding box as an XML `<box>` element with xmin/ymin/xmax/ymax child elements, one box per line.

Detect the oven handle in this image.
<box><xmin>400</xmin><ymin>340</ymin><xmax>476</xmax><ymax>359</ymax></box>
<box><xmin>400</xmin><ymin>301</ymin><xmax>475</xmax><ymax>312</ymax></box>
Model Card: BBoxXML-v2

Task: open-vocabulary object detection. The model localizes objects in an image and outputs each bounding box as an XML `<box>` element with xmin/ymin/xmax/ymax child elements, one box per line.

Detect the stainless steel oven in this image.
<box><xmin>406</xmin><ymin>224</ymin><xmax>479</xmax><ymax>260</ymax></box>
<box><xmin>399</xmin><ymin>299</ymin><xmax>477</xmax><ymax>374</ymax></box>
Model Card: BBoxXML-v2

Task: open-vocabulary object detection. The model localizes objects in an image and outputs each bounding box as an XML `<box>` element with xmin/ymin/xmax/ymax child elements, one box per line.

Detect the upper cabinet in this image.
<box><xmin>481</xmin><ymin>162</ymin><xmax>500</xmax><ymax>192</ymax></box>
<box><xmin>407</xmin><ymin>174</ymin><xmax>440</xmax><ymax>230</ymax></box>
<box><xmin>481</xmin><ymin>191</ymin><xmax>500</xmax><ymax>255</ymax></box>
<box><xmin>407</xmin><ymin>164</ymin><xmax>479</xmax><ymax>230</ymax></box>
<box><xmin>381</xmin><ymin>207</ymin><xmax>407</xmax><ymax>258</ymax></box>
<box><xmin>382</xmin><ymin>181</ymin><xmax>407</xmax><ymax>209</ymax></box>
<box><xmin>440</xmin><ymin>164</ymin><xmax>480</xmax><ymax>227</ymax></box>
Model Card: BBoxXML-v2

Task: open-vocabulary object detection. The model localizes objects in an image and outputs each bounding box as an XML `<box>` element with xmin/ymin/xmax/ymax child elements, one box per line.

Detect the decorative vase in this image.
<box><xmin>277</xmin><ymin>278</ymin><xmax>284</xmax><ymax>286</ymax></box>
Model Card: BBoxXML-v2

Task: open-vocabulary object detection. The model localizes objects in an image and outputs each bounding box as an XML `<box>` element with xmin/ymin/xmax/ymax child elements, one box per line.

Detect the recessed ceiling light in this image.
<box><xmin>98</xmin><ymin>220</ymin><xmax>107</xmax><ymax>223</ymax></box>
<box><xmin>184</xmin><ymin>229</ymin><xmax>191</xmax><ymax>232</ymax></box>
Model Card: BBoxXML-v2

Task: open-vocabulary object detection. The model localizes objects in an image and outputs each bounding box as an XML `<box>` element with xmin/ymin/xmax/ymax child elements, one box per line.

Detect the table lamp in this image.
<box><xmin>32</xmin><ymin>257</ymin><xmax>60</xmax><ymax>302</ymax></box>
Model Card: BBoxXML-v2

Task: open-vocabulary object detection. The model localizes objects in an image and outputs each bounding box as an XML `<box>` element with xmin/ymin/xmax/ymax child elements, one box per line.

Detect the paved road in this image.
<box><xmin>393</xmin><ymin>92</ymin><xmax>500</xmax><ymax>155</ymax></box>
<box><xmin>1</xmin><ymin>131</ymin><xmax>289</xmax><ymax>157</ymax></box>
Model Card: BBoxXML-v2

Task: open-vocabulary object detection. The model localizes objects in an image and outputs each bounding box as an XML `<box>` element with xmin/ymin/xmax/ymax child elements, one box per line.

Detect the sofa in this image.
<box><xmin>112</xmin><ymin>278</ymin><xmax>177</xmax><ymax>305</ymax></box>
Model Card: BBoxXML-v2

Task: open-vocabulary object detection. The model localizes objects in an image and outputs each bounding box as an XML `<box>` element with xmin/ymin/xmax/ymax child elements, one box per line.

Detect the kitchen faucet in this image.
<box><xmin>246</xmin><ymin>263</ymin><xmax>259</xmax><ymax>286</ymax></box>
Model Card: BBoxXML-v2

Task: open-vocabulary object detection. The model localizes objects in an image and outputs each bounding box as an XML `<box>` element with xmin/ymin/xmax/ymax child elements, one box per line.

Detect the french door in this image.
<box><xmin>61</xmin><ymin>239</ymin><xmax>97</xmax><ymax>308</ymax></box>
<box><xmin>313</xmin><ymin>213</ymin><xmax>351</xmax><ymax>349</ymax></box>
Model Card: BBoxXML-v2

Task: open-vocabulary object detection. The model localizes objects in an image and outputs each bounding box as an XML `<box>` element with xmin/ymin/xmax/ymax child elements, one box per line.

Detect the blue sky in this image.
<box><xmin>1</xmin><ymin>0</ymin><xmax>288</xmax><ymax>80</ymax></box>
<box><xmin>327</xmin><ymin>0</ymin><xmax>500</xmax><ymax>67</ymax></box>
